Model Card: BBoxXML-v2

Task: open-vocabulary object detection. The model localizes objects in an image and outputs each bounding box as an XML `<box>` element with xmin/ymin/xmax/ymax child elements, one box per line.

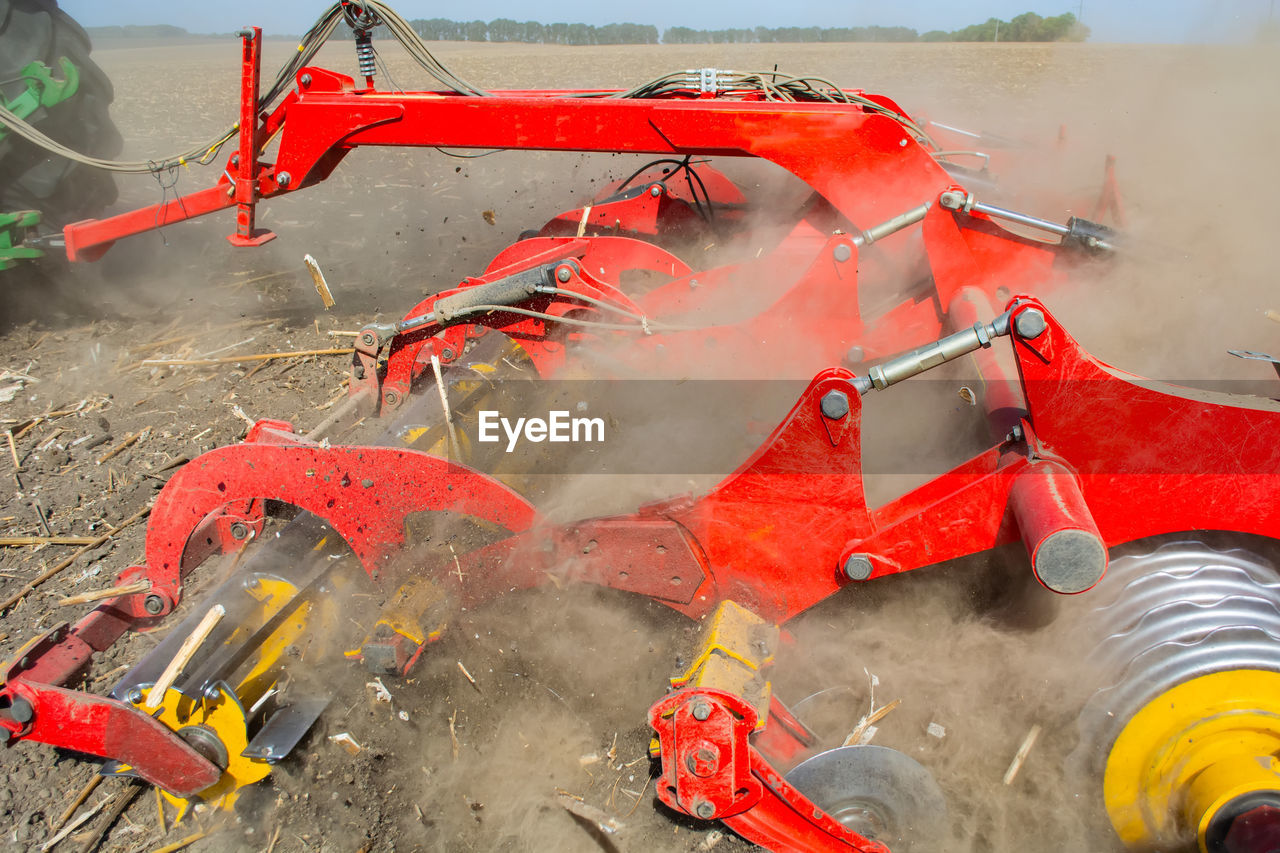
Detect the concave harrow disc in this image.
<box><xmin>784</xmin><ymin>744</ymin><xmax>949</xmax><ymax>850</ymax></box>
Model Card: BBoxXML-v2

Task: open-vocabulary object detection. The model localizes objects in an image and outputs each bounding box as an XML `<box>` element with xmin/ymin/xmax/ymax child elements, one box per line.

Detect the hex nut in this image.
<box><xmin>843</xmin><ymin>554</ymin><xmax>874</xmax><ymax>581</ymax></box>
<box><xmin>1014</xmin><ymin>308</ymin><xmax>1047</xmax><ymax>339</ymax></box>
<box><xmin>820</xmin><ymin>390</ymin><xmax>850</xmax><ymax>420</ymax></box>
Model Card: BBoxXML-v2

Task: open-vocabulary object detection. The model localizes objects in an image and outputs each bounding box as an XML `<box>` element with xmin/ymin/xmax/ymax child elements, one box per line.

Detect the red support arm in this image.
<box><xmin>228</xmin><ymin>26</ymin><xmax>275</xmax><ymax>247</ymax></box>
<box><xmin>60</xmin><ymin>62</ymin><xmax>953</xmax><ymax>263</ymax></box>
<box><xmin>649</xmin><ymin>687</ymin><xmax>889</xmax><ymax>852</ymax></box>
<box><xmin>1</xmin><ymin>682</ymin><xmax>221</xmax><ymax>797</ymax></box>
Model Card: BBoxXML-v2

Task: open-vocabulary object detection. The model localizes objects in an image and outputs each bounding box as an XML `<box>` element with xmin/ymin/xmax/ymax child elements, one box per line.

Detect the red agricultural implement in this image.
<box><xmin>2</xmin><ymin>3</ymin><xmax>1278</xmax><ymax>852</ymax></box>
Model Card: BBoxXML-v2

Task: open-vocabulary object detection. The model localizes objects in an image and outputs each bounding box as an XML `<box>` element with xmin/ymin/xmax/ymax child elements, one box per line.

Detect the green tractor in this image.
<box><xmin>0</xmin><ymin>0</ymin><xmax>120</xmax><ymax>269</ymax></box>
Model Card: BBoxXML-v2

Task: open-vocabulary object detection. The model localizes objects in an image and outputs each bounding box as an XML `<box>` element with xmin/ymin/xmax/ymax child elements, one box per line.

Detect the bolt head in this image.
<box><xmin>360</xmin><ymin>332</ymin><xmax>376</xmax><ymax>347</ymax></box>
<box><xmin>384</xmin><ymin>391</ymin><xmax>399</xmax><ymax>406</ymax></box>
<box><xmin>843</xmin><ymin>554</ymin><xmax>874</xmax><ymax>581</ymax></box>
<box><xmin>685</xmin><ymin>744</ymin><xmax>721</xmax><ymax>778</ymax></box>
<box><xmin>820</xmin><ymin>390</ymin><xmax>850</xmax><ymax>420</ymax></box>
<box><xmin>690</xmin><ymin>701</ymin><xmax>711</xmax><ymax>721</ymax></box>
<box><xmin>8</xmin><ymin>697</ymin><xmax>33</xmax><ymax>724</ymax></box>
<box><xmin>1014</xmin><ymin>308</ymin><xmax>1047</xmax><ymax>339</ymax></box>
<box><xmin>833</xmin><ymin>244</ymin><xmax>853</xmax><ymax>263</ymax></box>
<box><xmin>556</xmin><ymin>265</ymin><xmax>572</xmax><ymax>283</ymax></box>
<box><xmin>143</xmin><ymin>594</ymin><xmax>165</xmax><ymax>615</ymax></box>
<box><xmin>694</xmin><ymin>800</ymin><xmax>716</xmax><ymax>820</ymax></box>
<box><xmin>126</xmin><ymin>688</ymin><xmax>144</xmax><ymax>705</ymax></box>
<box><xmin>229</xmin><ymin>521</ymin><xmax>249</xmax><ymax>540</ymax></box>
<box><xmin>844</xmin><ymin>345</ymin><xmax>866</xmax><ymax>366</ymax></box>
<box><xmin>277</xmin><ymin>171</ymin><xmax>292</xmax><ymax>188</ymax></box>
<box><xmin>300</xmin><ymin>73</ymin><xmax>312</xmax><ymax>87</ymax></box>
<box><xmin>649</xmin><ymin>185</ymin><xmax>662</xmax><ymax>197</ymax></box>
<box><xmin>441</xmin><ymin>348</ymin><xmax>455</xmax><ymax>361</ymax></box>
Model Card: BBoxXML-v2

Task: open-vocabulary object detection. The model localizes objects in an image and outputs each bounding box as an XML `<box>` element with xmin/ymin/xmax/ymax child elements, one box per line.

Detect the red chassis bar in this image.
<box><xmin>4</xmin><ymin>297</ymin><xmax>1277</xmax><ymax>846</ymax></box>
<box><xmin>64</xmin><ymin>34</ymin><xmax>958</xmax><ymax>262</ymax></box>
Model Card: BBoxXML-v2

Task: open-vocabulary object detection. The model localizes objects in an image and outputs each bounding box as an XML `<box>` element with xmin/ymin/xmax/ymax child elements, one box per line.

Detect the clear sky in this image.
<box><xmin>59</xmin><ymin>0</ymin><xmax>1278</xmax><ymax>43</ymax></box>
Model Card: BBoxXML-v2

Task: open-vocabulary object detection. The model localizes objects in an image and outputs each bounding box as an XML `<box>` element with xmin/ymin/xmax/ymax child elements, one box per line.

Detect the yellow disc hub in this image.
<box><xmin>139</xmin><ymin>683</ymin><xmax>270</xmax><ymax>818</ymax></box>
<box><xmin>117</xmin><ymin>575</ymin><xmax>317</xmax><ymax>819</ymax></box>
<box><xmin>1103</xmin><ymin>669</ymin><xmax>1280</xmax><ymax>851</ymax></box>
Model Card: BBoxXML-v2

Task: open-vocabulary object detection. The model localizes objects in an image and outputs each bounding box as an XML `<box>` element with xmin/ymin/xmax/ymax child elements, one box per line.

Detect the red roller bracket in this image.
<box><xmin>1009</xmin><ymin>456</ymin><xmax>1107</xmax><ymax>594</ymax></box>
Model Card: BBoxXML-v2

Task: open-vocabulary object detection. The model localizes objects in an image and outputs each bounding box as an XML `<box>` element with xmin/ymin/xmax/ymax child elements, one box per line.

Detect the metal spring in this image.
<box><xmin>355</xmin><ymin>33</ymin><xmax>376</xmax><ymax>79</ymax></box>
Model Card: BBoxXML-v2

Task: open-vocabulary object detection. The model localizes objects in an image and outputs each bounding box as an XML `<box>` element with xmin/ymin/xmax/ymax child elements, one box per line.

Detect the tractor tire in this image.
<box><xmin>0</xmin><ymin>0</ymin><xmax>120</xmax><ymax>228</ymax></box>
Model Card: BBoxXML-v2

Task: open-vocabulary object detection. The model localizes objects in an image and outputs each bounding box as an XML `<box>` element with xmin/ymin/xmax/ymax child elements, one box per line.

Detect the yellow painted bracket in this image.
<box><xmin>346</xmin><ymin>577</ymin><xmax>447</xmax><ymax>660</ymax></box>
<box><xmin>670</xmin><ymin>599</ymin><xmax>779</xmax><ymax>729</ymax></box>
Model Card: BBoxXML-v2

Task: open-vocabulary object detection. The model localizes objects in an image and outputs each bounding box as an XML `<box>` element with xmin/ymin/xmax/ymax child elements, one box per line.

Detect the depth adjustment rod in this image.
<box><xmin>357</xmin><ymin>262</ymin><xmax>573</xmax><ymax>350</ymax></box>
<box><xmin>939</xmin><ymin>189</ymin><xmax>1116</xmax><ymax>252</ymax></box>
<box><xmin>850</xmin><ymin>201</ymin><xmax>932</xmax><ymax>249</ymax></box>
<box><xmin>855</xmin><ymin>308</ymin><xmax>1013</xmax><ymax>394</ymax></box>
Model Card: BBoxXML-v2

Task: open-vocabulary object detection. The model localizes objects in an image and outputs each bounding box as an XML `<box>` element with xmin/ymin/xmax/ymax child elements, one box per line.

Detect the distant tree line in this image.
<box><xmin>663</xmin><ymin>25</ymin><xmax>919</xmax><ymax>44</ymax></box>
<box><xmin>405</xmin><ymin>19</ymin><xmax>659</xmax><ymax>44</ymax></box>
<box><xmin>667</xmin><ymin>12</ymin><xmax>1086</xmax><ymax>43</ymax></box>
<box><xmin>398</xmin><ymin>12</ymin><xmax>1086</xmax><ymax>44</ymax></box>
<box><xmin>87</xmin><ymin>12</ymin><xmax>1088</xmax><ymax>45</ymax></box>
<box><xmin>924</xmin><ymin>12</ymin><xmax>1087</xmax><ymax>42</ymax></box>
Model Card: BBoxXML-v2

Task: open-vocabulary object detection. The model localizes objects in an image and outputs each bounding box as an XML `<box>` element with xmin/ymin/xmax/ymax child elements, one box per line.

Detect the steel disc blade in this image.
<box><xmin>784</xmin><ymin>745</ymin><xmax>948</xmax><ymax>850</ymax></box>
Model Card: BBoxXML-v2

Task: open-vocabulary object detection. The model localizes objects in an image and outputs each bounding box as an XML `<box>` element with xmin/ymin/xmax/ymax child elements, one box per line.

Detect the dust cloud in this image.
<box><xmin>4</xmin><ymin>29</ymin><xmax>1277</xmax><ymax>853</ymax></box>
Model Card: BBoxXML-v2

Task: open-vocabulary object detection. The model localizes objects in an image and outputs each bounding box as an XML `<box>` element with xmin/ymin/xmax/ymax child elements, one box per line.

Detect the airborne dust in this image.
<box><xmin>0</xmin><ymin>29</ymin><xmax>1278</xmax><ymax>853</ymax></box>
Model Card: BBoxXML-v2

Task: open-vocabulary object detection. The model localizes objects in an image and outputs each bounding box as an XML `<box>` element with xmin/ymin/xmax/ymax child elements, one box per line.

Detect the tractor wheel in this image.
<box><xmin>0</xmin><ymin>0</ymin><xmax>120</xmax><ymax>228</ymax></box>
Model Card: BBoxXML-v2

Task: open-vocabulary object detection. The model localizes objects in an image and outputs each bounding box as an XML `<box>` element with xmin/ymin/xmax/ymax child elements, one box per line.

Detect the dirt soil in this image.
<box><xmin>1</xmin><ymin>33</ymin><xmax>1279</xmax><ymax>853</ymax></box>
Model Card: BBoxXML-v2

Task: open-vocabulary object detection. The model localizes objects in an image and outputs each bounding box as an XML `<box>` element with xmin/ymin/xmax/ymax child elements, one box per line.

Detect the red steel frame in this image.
<box><xmin>59</xmin><ymin>33</ymin><xmax>1038</xmax><ymax>276</ymax></box>
<box><xmin>62</xmin><ymin>32</ymin><xmax>1083</xmax><ymax>400</ymax></box>
<box><xmin>63</xmin><ymin>60</ymin><xmax>945</xmax><ymax>260</ymax></box>
<box><xmin>349</xmin><ymin>197</ymin><xmax>1064</xmax><ymax>421</ymax></box>
<box><xmin>5</xmin><ymin>30</ymin><xmax>1244</xmax><ymax>853</ymax></box>
<box><xmin>4</xmin><ymin>297</ymin><xmax>1278</xmax><ymax>847</ymax></box>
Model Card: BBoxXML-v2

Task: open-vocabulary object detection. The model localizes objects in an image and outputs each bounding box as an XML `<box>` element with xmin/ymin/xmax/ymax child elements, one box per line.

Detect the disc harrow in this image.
<box><xmin>1</xmin><ymin>4</ymin><xmax>1277</xmax><ymax>852</ymax></box>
